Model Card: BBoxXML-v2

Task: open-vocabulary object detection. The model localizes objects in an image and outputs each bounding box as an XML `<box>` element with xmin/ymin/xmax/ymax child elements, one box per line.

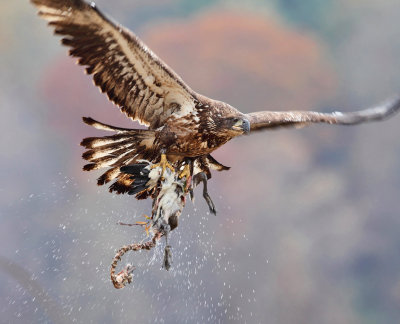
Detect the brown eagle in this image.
<box><xmin>32</xmin><ymin>0</ymin><xmax>400</xmax><ymax>197</ymax></box>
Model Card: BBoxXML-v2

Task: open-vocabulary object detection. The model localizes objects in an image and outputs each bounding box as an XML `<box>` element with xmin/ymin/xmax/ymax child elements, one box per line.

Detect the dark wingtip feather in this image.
<box><xmin>136</xmin><ymin>190</ymin><xmax>151</xmax><ymax>200</ymax></box>
<box><xmin>82</xmin><ymin>150</ymin><xmax>94</xmax><ymax>161</ymax></box>
<box><xmin>97</xmin><ymin>176</ymin><xmax>106</xmax><ymax>186</ymax></box>
<box><xmin>83</xmin><ymin>163</ymin><xmax>96</xmax><ymax>171</ymax></box>
<box><xmin>108</xmin><ymin>180</ymin><xmax>131</xmax><ymax>195</ymax></box>
<box><xmin>97</xmin><ymin>168</ymin><xmax>118</xmax><ymax>185</ymax></box>
<box><xmin>82</xmin><ymin>116</ymin><xmax>96</xmax><ymax>125</ymax></box>
<box><xmin>80</xmin><ymin>137</ymin><xmax>96</xmax><ymax>148</ymax></box>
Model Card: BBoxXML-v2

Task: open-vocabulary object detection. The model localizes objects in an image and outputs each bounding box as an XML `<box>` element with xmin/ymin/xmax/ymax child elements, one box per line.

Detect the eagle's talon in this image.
<box><xmin>151</xmin><ymin>153</ymin><xmax>174</xmax><ymax>180</ymax></box>
<box><xmin>179</xmin><ymin>163</ymin><xmax>191</xmax><ymax>180</ymax></box>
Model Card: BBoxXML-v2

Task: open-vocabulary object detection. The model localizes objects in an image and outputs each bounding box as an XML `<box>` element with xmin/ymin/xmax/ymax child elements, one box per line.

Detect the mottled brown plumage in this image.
<box><xmin>32</xmin><ymin>0</ymin><xmax>400</xmax><ymax>194</ymax></box>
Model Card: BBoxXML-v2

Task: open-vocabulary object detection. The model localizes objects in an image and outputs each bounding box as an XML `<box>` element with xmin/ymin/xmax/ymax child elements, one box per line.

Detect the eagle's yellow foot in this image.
<box><xmin>151</xmin><ymin>153</ymin><xmax>174</xmax><ymax>180</ymax></box>
<box><xmin>179</xmin><ymin>163</ymin><xmax>191</xmax><ymax>179</ymax></box>
<box><xmin>179</xmin><ymin>163</ymin><xmax>192</xmax><ymax>192</ymax></box>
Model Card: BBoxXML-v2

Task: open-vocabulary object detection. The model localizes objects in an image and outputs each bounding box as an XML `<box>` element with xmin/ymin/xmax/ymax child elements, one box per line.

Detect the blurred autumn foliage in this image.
<box><xmin>145</xmin><ymin>11</ymin><xmax>336</xmax><ymax>110</ymax></box>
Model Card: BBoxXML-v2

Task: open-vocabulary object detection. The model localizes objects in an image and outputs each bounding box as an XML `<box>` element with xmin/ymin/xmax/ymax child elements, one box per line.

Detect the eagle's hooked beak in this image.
<box><xmin>232</xmin><ymin>118</ymin><xmax>250</xmax><ymax>134</ymax></box>
<box><xmin>242</xmin><ymin>119</ymin><xmax>250</xmax><ymax>134</ymax></box>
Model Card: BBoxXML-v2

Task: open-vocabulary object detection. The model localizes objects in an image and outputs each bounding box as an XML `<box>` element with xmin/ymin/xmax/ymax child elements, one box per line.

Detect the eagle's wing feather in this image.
<box><xmin>247</xmin><ymin>96</ymin><xmax>400</xmax><ymax>132</ymax></box>
<box><xmin>32</xmin><ymin>0</ymin><xmax>198</xmax><ymax>129</ymax></box>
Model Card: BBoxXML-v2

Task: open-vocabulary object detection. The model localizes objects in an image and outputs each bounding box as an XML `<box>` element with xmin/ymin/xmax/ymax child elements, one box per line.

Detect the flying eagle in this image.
<box><xmin>32</xmin><ymin>0</ymin><xmax>400</xmax><ymax>199</ymax></box>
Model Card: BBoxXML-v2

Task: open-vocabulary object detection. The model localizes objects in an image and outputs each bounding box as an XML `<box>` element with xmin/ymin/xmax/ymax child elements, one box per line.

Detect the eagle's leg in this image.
<box><xmin>161</xmin><ymin>224</ymin><xmax>172</xmax><ymax>271</ymax></box>
<box><xmin>151</xmin><ymin>151</ymin><xmax>174</xmax><ymax>180</ymax></box>
<box><xmin>193</xmin><ymin>172</ymin><xmax>216</xmax><ymax>215</ymax></box>
<box><xmin>163</xmin><ymin>245</ymin><xmax>172</xmax><ymax>271</ymax></box>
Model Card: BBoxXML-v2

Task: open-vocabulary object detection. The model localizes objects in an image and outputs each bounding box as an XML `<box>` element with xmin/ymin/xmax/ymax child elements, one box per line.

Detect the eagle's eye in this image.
<box><xmin>231</xmin><ymin>118</ymin><xmax>243</xmax><ymax>130</ymax></box>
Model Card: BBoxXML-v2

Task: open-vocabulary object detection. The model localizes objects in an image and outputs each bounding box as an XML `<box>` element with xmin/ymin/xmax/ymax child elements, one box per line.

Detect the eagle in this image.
<box><xmin>32</xmin><ymin>0</ymin><xmax>400</xmax><ymax>201</ymax></box>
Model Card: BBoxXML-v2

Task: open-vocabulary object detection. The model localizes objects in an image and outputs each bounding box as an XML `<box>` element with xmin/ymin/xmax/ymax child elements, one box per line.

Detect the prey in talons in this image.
<box><xmin>111</xmin><ymin>157</ymin><xmax>216</xmax><ymax>287</ymax></box>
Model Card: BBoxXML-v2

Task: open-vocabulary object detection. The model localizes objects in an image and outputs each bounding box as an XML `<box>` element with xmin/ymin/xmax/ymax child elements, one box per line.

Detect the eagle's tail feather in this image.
<box><xmin>82</xmin><ymin>117</ymin><xmax>136</xmax><ymax>133</ymax></box>
<box><xmin>81</xmin><ymin>117</ymin><xmax>157</xmax><ymax>194</ymax></box>
<box><xmin>97</xmin><ymin>167</ymin><xmax>120</xmax><ymax>186</ymax></box>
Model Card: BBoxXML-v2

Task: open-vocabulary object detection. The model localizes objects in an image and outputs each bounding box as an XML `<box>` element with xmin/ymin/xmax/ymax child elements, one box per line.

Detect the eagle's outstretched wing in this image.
<box><xmin>31</xmin><ymin>0</ymin><xmax>198</xmax><ymax>129</ymax></box>
<box><xmin>247</xmin><ymin>96</ymin><xmax>400</xmax><ymax>132</ymax></box>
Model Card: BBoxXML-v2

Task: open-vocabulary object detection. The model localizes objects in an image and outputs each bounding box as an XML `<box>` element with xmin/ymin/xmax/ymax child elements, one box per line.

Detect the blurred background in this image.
<box><xmin>1</xmin><ymin>0</ymin><xmax>400</xmax><ymax>323</ymax></box>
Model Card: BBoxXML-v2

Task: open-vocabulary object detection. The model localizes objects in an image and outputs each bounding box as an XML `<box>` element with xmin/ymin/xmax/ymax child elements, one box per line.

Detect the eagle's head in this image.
<box><xmin>202</xmin><ymin>100</ymin><xmax>250</xmax><ymax>141</ymax></box>
<box><xmin>215</xmin><ymin>102</ymin><xmax>250</xmax><ymax>137</ymax></box>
